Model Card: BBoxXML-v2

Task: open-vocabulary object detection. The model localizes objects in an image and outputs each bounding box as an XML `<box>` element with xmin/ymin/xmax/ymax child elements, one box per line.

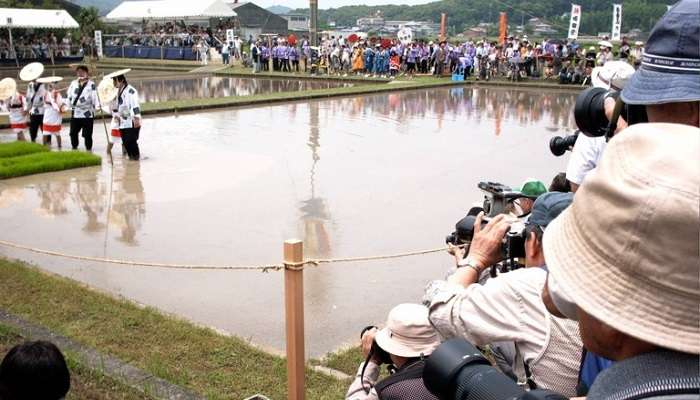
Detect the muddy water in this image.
<box><xmin>131</xmin><ymin>76</ymin><xmax>355</xmax><ymax>103</ymax></box>
<box><xmin>1</xmin><ymin>70</ymin><xmax>353</xmax><ymax>103</ymax></box>
<box><xmin>0</xmin><ymin>86</ymin><xmax>576</xmax><ymax>357</ymax></box>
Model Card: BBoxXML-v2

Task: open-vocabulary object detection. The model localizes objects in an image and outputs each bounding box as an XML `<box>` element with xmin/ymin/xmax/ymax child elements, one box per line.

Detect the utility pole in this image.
<box><xmin>309</xmin><ymin>0</ymin><xmax>318</xmax><ymax>46</ymax></box>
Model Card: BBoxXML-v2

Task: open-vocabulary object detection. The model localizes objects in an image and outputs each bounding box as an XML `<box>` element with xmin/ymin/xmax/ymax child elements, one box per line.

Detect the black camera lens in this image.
<box><xmin>549</xmin><ymin>133</ymin><xmax>579</xmax><ymax>156</ymax></box>
<box><xmin>424</xmin><ymin>339</ymin><xmax>525</xmax><ymax>400</ymax></box>
<box><xmin>574</xmin><ymin>87</ymin><xmax>609</xmax><ymax>137</ymax></box>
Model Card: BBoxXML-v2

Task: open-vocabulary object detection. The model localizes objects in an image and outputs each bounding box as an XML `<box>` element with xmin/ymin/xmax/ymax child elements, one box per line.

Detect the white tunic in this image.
<box><xmin>42</xmin><ymin>91</ymin><xmax>65</xmax><ymax>135</ymax></box>
<box><xmin>7</xmin><ymin>93</ymin><xmax>27</xmax><ymax>129</ymax></box>
<box><xmin>66</xmin><ymin>79</ymin><xmax>98</xmax><ymax>119</ymax></box>
<box><xmin>110</xmin><ymin>84</ymin><xmax>141</xmax><ymax>130</ymax></box>
<box><xmin>26</xmin><ymin>82</ymin><xmax>46</xmax><ymax>115</ymax></box>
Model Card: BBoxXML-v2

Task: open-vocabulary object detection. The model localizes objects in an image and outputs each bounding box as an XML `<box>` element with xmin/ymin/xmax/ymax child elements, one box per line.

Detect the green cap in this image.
<box><xmin>515</xmin><ymin>178</ymin><xmax>547</xmax><ymax>197</ymax></box>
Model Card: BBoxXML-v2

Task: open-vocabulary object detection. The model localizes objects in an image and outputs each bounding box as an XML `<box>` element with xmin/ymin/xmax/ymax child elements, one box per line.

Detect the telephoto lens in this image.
<box><xmin>574</xmin><ymin>87</ymin><xmax>609</xmax><ymax>137</ymax></box>
<box><xmin>423</xmin><ymin>339</ymin><xmax>525</xmax><ymax>400</ymax></box>
<box><xmin>549</xmin><ymin>131</ymin><xmax>579</xmax><ymax>156</ymax></box>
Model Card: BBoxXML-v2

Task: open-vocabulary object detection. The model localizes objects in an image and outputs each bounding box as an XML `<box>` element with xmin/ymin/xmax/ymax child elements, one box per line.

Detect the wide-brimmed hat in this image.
<box><xmin>0</xmin><ymin>77</ymin><xmax>17</xmax><ymax>99</ymax></box>
<box><xmin>97</xmin><ymin>78</ymin><xmax>119</xmax><ymax>103</ymax></box>
<box><xmin>104</xmin><ymin>69</ymin><xmax>132</xmax><ymax>80</ymax></box>
<box><xmin>621</xmin><ymin>0</ymin><xmax>700</xmax><ymax>105</ymax></box>
<box><xmin>543</xmin><ymin>123</ymin><xmax>700</xmax><ymax>354</ymax></box>
<box><xmin>36</xmin><ymin>76</ymin><xmax>62</xmax><ymax>84</ymax></box>
<box><xmin>19</xmin><ymin>62</ymin><xmax>44</xmax><ymax>81</ymax></box>
<box><xmin>591</xmin><ymin>61</ymin><xmax>636</xmax><ymax>91</ymax></box>
<box><xmin>374</xmin><ymin>304</ymin><xmax>440</xmax><ymax>358</ymax></box>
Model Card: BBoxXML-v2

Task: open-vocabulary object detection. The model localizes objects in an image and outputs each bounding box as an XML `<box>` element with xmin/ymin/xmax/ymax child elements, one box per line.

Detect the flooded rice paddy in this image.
<box><xmin>0</xmin><ymin>86</ymin><xmax>575</xmax><ymax>356</ymax></box>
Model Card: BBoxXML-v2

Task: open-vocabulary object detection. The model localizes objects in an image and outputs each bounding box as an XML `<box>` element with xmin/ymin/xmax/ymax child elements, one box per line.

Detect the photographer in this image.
<box><xmin>424</xmin><ymin>192</ymin><xmax>582</xmax><ymax>396</ymax></box>
<box><xmin>566</xmin><ymin>0</ymin><xmax>699</xmax><ymax>190</ymax></box>
<box><xmin>346</xmin><ymin>304</ymin><xmax>440</xmax><ymax>400</ymax></box>
<box><xmin>541</xmin><ymin>124</ymin><xmax>699</xmax><ymax>400</ymax></box>
<box><xmin>564</xmin><ymin>61</ymin><xmax>634</xmax><ymax>191</ymax></box>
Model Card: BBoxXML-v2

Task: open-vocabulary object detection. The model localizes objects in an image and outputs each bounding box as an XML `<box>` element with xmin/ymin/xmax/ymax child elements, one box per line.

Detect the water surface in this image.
<box><xmin>0</xmin><ymin>86</ymin><xmax>575</xmax><ymax>356</ymax></box>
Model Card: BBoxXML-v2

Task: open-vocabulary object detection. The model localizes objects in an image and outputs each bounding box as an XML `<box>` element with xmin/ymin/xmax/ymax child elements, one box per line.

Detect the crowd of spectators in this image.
<box><xmin>247</xmin><ymin>33</ymin><xmax>644</xmax><ymax>84</ymax></box>
<box><xmin>0</xmin><ymin>32</ymin><xmax>94</xmax><ymax>60</ymax></box>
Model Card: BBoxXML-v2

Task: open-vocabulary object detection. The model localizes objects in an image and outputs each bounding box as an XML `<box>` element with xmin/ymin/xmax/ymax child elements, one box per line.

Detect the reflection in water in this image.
<box><xmin>342</xmin><ymin>87</ymin><xmax>576</xmax><ymax>135</ymax></box>
<box><xmin>36</xmin><ymin>180</ymin><xmax>71</xmax><ymax>217</ymax></box>
<box><xmin>17</xmin><ymin>161</ymin><xmax>146</xmax><ymax>246</ymax></box>
<box><xmin>109</xmin><ymin>162</ymin><xmax>146</xmax><ymax>246</ymax></box>
<box><xmin>300</xmin><ymin>101</ymin><xmax>332</xmax><ymax>259</ymax></box>
<box><xmin>132</xmin><ymin>76</ymin><xmax>355</xmax><ymax>103</ymax></box>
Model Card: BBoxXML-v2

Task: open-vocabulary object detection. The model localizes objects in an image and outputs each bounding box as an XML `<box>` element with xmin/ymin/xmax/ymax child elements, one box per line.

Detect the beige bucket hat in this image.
<box><xmin>543</xmin><ymin>123</ymin><xmax>700</xmax><ymax>354</ymax></box>
<box><xmin>374</xmin><ymin>304</ymin><xmax>440</xmax><ymax>358</ymax></box>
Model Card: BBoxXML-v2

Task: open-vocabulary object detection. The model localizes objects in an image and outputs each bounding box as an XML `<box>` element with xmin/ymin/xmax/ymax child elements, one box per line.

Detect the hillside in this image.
<box><xmin>267</xmin><ymin>5</ymin><xmax>292</xmax><ymax>15</ymax></box>
<box><xmin>67</xmin><ymin>0</ymin><xmax>119</xmax><ymax>14</ymax></box>
<box><xmin>291</xmin><ymin>0</ymin><xmax>672</xmax><ymax>36</ymax></box>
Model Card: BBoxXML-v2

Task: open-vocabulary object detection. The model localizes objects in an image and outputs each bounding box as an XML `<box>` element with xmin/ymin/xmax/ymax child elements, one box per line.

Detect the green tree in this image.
<box><xmin>76</xmin><ymin>6</ymin><xmax>103</xmax><ymax>36</ymax></box>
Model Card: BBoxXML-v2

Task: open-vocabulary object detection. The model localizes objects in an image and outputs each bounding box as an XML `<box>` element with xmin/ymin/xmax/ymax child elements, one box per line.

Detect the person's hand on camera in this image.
<box><xmin>604</xmin><ymin>97</ymin><xmax>628</xmax><ymax>135</ymax></box>
<box><xmin>447</xmin><ymin>243</ymin><xmax>466</xmax><ymax>261</ymax></box>
<box><xmin>465</xmin><ymin>212</ymin><xmax>512</xmax><ymax>271</ymax></box>
<box><xmin>361</xmin><ymin>327</ymin><xmax>381</xmax><ymax>364</ymax></box>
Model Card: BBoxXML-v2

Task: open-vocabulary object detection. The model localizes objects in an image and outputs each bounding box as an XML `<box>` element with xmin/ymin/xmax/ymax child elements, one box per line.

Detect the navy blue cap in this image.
<box><xmin>528</xmin><ymin>192</ymin><xmax>574</xmax><ymax>228</ymax></box>
<box><xmin>621</xmin><ymin>0</ymin><xmax>700</xmax><ymax>105</ymax></box>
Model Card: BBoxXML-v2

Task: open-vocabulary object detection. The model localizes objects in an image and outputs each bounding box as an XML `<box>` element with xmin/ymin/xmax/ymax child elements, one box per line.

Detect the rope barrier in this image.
<box><xmin>0</xmin><ymin>239</ymin><xmax>455</xmax><ymax>272</ymax></box>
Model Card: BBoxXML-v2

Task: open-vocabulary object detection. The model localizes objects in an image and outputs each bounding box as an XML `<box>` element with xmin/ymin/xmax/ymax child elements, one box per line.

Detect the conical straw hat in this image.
<box><xmin>36</xmin><ymin>76</ymin><xmax>63</xmax><ymax>84</ymax></box>
<box><xmin>0</xmin><ymin>77</ymin><xmax>17</xmax><ymax>99</ymax></box>
<box><xmin>19</xmin><ymin>62</ymin><xmax>44</xmax><ymax>81</ymax></box>
<box><xmin>97</xmin><ymin>77</ymin><xmax>118</xmax><ymax>104</ymax></box>
<box><xmin>104</xmin><ymin>69</ymin><xmax>131</xmax><ymax>80</ymax></box>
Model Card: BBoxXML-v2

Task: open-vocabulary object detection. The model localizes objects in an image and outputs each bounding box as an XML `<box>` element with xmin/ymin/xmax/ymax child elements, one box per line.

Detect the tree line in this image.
<box><xmin>291</xmin><ymin>0</ymin><xmax>672</xmax><ymax>37</ymax></box>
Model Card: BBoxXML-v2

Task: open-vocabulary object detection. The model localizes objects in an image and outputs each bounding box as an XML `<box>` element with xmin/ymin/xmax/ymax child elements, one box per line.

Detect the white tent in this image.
<box><xmin>0</xmin><ymin>8</ymin><xmax>79</xmax><ymax>66</ymax></box>
<box><xmin>0</xmin><ymin>8</ymin><xmax>79</xmax><ymax>29</ymax></box>
<box><xmin>105</xmin><ymin>0</ymin><xmax>236</xmax><ymax>21</ymax></box>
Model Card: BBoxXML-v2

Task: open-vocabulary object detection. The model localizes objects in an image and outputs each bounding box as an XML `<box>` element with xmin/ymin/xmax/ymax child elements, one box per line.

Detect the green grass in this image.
<box><xmin>0</xmin><ymin>149</ymin><xmax>102</xmax><ymax>179</ymax></box>
<box><xmin>0</xmin><ymin>258</ymin><xmax>349</xmax><ymax>399</ymax></box>
<box><xmin>0</xmin><ymin>141</ymin><xmax>49</xmax><ymax>158</ymax></box>
<box><xmin>0</xmin><ymin>322</ymin><xmax>151</xmax><ymax>399</ymax></box>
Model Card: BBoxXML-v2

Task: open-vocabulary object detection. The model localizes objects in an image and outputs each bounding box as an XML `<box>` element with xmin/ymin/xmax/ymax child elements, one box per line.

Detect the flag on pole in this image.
<box><xmin>612</xmin><ymin>4</ymin><xmax>623</xmax><ymax>41</ymax></box>
<box><xmin>94</xmin><ymin>30</ymin><xmax>103</xmax><ymax>58</ymax></box>
<box><xmin>568</xmin><ymin>4</ymin><xmax>582</xmax><ymax>39</ymax></box>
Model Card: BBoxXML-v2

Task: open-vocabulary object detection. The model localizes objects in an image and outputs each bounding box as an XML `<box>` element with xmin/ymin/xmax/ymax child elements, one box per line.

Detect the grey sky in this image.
<box><xmin>253</xmin><ymin>0</ymin><xmax>437</xmax><ymax>9</ymax></box>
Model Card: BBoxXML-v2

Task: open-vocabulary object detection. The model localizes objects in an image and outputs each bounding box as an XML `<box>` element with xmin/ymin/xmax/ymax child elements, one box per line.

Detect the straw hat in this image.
<box><xmin>590</xmin><ymin>61</ymin><xmax>635</xmax><ymax>91</ymax></box>
<box><xmin>36</xmin><ymin>76</ymin><xmax>63</xmax><ymax>84</ymax></box>
<box><xmin>598</xmin><ymin>40</ymin><xmax>613</xmax><ymax>48</ymax></box>
<box><xmin>104</xmin><ymin>69</ymin><xmax>132</xmax><ymax>80</ymax></box>
<box><xmin>19</xmin><ymin>62</ymin><xmax>44</xmax><ymax>81</ymax></box>
<box><xmin>374</xmin><ymin>304</ymin><xmax>440</xmax><ymax>358</ymax></box>
<box><xmin>543</xmin><ymin>123</ymin><xmax>700</xmax><ymax>354</ymax></box>
<box><xmin>97</xmin><ymin>78</ymin><xmax>119</xmax><ymax>103</ymax></box>
<box><xmin>0</xmin><ymin>77</ymin><xmax>17</xmax><ymax>99</ymax></box>
<box><xmin>634</xmin><ymin>41</ymin><xmax>644</xmax><ymax>46</ymax></box>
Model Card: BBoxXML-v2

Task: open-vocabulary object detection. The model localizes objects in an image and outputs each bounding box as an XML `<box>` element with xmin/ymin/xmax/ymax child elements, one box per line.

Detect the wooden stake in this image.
<box><xmin>284</xmin><ymin>239</ymin><xmax>305</xmax><ymax>400</ymax></box>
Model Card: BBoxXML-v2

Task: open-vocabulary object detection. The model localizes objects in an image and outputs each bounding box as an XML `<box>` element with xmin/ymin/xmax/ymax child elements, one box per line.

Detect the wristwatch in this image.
<box><xmin>457</xmin><ymin>257</ymin><xmax>483</xmax><ymax>274</ymax></box>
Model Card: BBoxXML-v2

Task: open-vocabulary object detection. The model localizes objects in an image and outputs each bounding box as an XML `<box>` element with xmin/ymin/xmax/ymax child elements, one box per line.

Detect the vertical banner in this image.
<box><xmin>498</xmin><ymin>12</ymin><xmax>508</xmax><ymax>45</ymax></box>
<box><xmin>568</xmin><ymin>4</ymin><xmax>582</xmax><ymax>39</ymax></box>
<box><xmin>94</xmin><ymin>30</ymin><xmax>103</xmax><ymax>58</ymax></box>
<box><xmin>226</xmin><ymin>29</ymin><xmax>234</xmax><ymax>44</ymax></box>
<box><xmin>439</xmin><ymin>13</ymin><xmax>447</xmax><ymax>42</ymax></box>
<box><xmin>612</xmin><ymin>4</ymin><xmax>622</xmax><ymax>41</ymax></box>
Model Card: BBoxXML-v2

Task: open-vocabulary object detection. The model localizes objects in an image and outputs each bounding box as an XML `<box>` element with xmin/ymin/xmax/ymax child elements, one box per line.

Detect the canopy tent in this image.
<box><xmin>0</xmin><ymin>8</ymin><xmax>79</xmax><ymax>66</ymax></box>
<box><xmin>105</xmin><ymin>0</ymin><xmax>236</xmax><ymax>21</ymax></box>
<box><xmin>0</xmin><ymin>8</ymin><xmax>79</xmax><ymax>29</ymax></box>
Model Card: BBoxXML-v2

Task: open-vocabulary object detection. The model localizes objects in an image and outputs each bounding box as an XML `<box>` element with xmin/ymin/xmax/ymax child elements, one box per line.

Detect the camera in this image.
<box><xmin>574</xmin><ymin>86</ymin><xmax>648</xmax><ymax>138</ymax></box>
<box><xmin>549</xmin><ymin>131</ymin><xmax>579</xmax><ymax>157</ymax></box>
<box><xmin>423</xmin><ymin>338</ymin><xmax>567</xmax><ymax>400</ymax></box>
<box><xmin>445</xmin><ymin>182</ymin><xmax>529</xmax><ymax>269</ymax></box>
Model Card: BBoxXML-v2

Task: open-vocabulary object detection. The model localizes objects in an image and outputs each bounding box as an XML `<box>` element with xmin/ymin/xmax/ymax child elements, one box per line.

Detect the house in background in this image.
<box><xmin>223</xmin><ymin>1</ymin><xmax>288</xmax><ymax>39</ymax></box>
<box><xmin>283</xmin><ymin>13</ymin><xmax>309</xmax><ymax>32</ymax></box>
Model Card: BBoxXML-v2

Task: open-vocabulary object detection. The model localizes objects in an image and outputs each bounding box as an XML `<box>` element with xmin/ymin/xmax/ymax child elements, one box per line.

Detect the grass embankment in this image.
<box><xmin>0</xmin><ymin>324</ymin><xmax>150</xmax><ymax>399</ymax></box>
<box><xmin>0</xmin><ymin>258</ymin><xmax>348</xmax><ymax>399</ymax></box>
<box><xmin>0</xmin><ymin>142</ymin><xmax>101</xmax><ymax>180</ymax></box>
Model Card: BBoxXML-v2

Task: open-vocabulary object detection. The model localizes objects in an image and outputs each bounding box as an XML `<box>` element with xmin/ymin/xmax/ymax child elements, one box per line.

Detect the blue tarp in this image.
<box><xmin>104</xmin><ymin>46</ymin><xmax>198</xmax><ymax>60</ymax></box>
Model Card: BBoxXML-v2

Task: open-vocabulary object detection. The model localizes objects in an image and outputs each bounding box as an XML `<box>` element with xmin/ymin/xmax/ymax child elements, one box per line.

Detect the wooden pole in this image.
<box><xmin>284</xmin><ymin>239</ymin><xmax>305</xmax><ymax>400</ymax></box>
